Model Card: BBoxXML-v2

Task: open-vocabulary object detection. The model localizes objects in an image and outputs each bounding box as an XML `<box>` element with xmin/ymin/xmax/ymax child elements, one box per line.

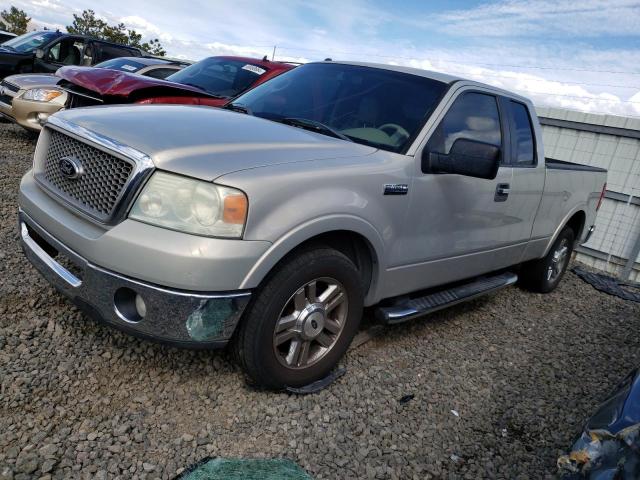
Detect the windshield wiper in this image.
<box><xmin>223</xmin><ymin>103</ymin><xmax>253</xmax><ymax>115</ymax></box>
<box><xmin>279</xmin><ymin>118</ymin><xmax>352</xmax><ymax>142</ymax></box>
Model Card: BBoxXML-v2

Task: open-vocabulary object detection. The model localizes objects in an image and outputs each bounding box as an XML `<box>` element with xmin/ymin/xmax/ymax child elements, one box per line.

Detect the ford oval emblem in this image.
<box><xmin>59</xmin><ymin>156</ymin><xmax>84</xmax><ymax>180</ymax></box>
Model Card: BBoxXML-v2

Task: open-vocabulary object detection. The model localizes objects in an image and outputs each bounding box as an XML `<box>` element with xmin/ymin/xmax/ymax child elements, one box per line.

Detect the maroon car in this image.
<box><xmin>55</xmin><ymin>55</ymin><xmax>295</xmax><ymax>109</ymax></box>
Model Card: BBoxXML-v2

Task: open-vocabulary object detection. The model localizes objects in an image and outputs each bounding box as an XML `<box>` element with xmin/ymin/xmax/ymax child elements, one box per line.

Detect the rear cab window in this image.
<box><xmin>95</xmin><ymin>43</ymin><xmax>140</xmax><ymax>63</ymax></box>
<box><xmin>506</xmin><ymin>100</ymin><xmax>536</xmax><ymax>166</ymax></box>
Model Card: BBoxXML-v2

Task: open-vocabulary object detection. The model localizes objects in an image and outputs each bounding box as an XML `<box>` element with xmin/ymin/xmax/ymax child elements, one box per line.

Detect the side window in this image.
<box><xmin>47</xmin><ymin>41</ymin><xmax>61</xmax><ymax>61</ymax></box>
<box><xmin>509</xmin><ymin>101</ymin><xmax>535</xmax><ymax>165</ymax></box>
<box><xmin>47</xmin><ymin>39</ymin><xmax>85</xmax><ymax>65</ymax></box>
<box><xmin>97</xmin><ymin>44</ymin><xmax>137</xmax><ymax>63</ymax></box>
<box><xmin>144</xmin><ymin>68</ymin><xmax>179</xmax><ymax>79</ymax></box>
<box><xmin>427</xmin><ymin>92</ymin><xmax>502</xmax><ymax>155</ymax></box>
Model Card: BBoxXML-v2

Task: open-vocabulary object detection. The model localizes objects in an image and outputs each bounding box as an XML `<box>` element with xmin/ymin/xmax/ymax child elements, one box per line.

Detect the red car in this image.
<box><xmin>55</xmin><ymin>56</ymin><xmax>295</xmax><ymax>109</ymax></box>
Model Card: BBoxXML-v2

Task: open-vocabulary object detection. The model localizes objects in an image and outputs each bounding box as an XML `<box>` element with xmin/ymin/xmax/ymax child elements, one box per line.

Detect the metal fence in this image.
<box><xmin>536</xmin><ymin>107</ymin><xmax>640</xmax><ymax>282</ymax></box>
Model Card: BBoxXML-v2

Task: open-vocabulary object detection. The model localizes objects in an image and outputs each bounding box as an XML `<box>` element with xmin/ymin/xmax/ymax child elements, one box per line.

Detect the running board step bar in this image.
<box><xmin>375</xmin><ymin>272</ymin><xmax>518</xmax><ymax>325</ymax></box>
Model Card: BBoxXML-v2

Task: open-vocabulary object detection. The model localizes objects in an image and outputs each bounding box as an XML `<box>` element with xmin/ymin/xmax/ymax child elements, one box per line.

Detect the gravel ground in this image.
<box><xmin>1</xmin><ymin>121</ymin><xmax>639</xmax><ymax>480</ymax></box>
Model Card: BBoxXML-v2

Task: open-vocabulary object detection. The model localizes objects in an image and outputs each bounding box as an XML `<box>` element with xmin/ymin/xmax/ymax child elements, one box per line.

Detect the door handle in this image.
<box><xmin>495</xmin><ymin>183</ymin><xmax>510</xmax><ymax>202</ymax></box>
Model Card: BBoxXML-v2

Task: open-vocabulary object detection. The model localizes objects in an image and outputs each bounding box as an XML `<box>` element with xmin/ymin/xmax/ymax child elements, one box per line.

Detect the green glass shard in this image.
<box><xmin>186</xmin><ymin>299</ymin><xmax>233</xmax><ymax>341</ymax></box>
<box><xmin>178</xmin><ymin>458</ymin><xmax>313</xmax><ymax>480</ymax></box>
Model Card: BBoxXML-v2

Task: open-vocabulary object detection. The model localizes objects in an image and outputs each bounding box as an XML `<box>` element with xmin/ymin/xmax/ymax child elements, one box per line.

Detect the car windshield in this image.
<box><xmin>2</xmin><ymin>31</ymin><xmax>59</xmax><ymax>53</ymax></box>
<box><xmin>230</xmin><ymin>63</ymin><xmax>448</xmax><ymax>153</ymax></box>
<box><xmin>165</xmin><ymin>57</ymin><xmax>267</xmax><ymax>98</ymax></box>
<box><xmin>94</xmin><ymin>58</ymin><xmax>150</xmax><ymax>72</ymax></box>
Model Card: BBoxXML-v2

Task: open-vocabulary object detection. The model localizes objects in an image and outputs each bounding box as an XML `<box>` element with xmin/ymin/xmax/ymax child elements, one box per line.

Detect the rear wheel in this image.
<box><xmin>234</xmin><ymin>248</ymin><xmax>364</xmax><ymax>390</ymax></box>
<box><xmin>521</xmin><ymin>227</ymin><xmax>575</xmax><ymax>293</ymax></box>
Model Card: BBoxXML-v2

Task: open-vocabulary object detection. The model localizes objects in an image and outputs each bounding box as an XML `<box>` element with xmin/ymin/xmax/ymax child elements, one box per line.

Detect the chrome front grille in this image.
<box><xmin>37</xmin><ymin>129</ymin><xmax>135</xmax><ymax>221</ymax></box>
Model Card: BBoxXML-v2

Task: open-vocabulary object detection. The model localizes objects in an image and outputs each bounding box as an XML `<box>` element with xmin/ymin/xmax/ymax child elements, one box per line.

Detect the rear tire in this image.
<box><xmin>520</xmin><ymin>227</ymin><xmax>575</xmax><ymax>293</ymax></box>
<box><xmin>234</xmin><ymin>248</ymin><xmax>364</xmax><ymax>390</ymax></box>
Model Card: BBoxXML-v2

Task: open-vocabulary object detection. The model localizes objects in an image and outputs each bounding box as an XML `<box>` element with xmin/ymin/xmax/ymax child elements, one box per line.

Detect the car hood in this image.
<box><xmin>3</xmin><ymin>73</ymin><xmax>59</xmax><ymax>89</ymax></box>
<box><xmin>0</xmin><ymin>46</ymin><xmax>26</xmax><ymax>56</ymax></box>
<box><xmin>56</xmin><ymin>66</ymin><xmax>218</xmax><ymax>98</ymax></box>
<box><xmin>51</xmin><ymin>105</ymin><xmax>377</xmax><ymax>180</ymax></box>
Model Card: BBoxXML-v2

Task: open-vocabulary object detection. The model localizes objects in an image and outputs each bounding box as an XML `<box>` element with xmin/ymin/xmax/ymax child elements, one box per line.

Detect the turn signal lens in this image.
<box><xmin>223</xmin><ymin>194</ymin><xmax>248</xmax><ymax>224</ymax></box>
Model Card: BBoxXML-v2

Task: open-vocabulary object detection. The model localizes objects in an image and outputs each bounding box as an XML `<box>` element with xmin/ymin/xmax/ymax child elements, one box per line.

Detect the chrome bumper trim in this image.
<box><xmin>20</xmin><ymin>221</ymin><xmax>82</xmax><ymax>287</ymax></box>
<box><xmin>18</xmin><ymin>209</ymin><xmax>251</xmax><ymax>348</ymax></box>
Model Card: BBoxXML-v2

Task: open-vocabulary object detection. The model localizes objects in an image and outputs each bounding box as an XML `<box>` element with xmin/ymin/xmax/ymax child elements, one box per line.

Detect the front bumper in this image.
<box><xmin>19</xmin><ymin>209</ymin><xmax>251</xmax><ymax>348</ymax></box>
<box><xmin>0</xmin><ymin>95</ymin><xmax>64</xmax><ymax>131</ymax></box>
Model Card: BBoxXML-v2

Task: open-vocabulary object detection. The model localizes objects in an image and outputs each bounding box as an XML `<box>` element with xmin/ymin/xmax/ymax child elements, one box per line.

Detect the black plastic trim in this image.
<box><xmin>545</xmin><ymin>158</ymin><xmax>607</xmax><ymax>173</ymax></box>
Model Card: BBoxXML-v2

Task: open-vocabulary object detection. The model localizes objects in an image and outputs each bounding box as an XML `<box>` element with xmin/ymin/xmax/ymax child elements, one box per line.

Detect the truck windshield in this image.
<box><xmin>2</xmin><ymin>31</ymin><xmax>59</xmax><ymax>53</ymax></box>
<box><xmin>230</xmin><ymin>63</ymin><xmax>448</xmax><ymax>153</ymax></box>
<box><xmin>166</xmin><ymin>57</ymin><xmax>267</xmax><ymax>98</ymax></box>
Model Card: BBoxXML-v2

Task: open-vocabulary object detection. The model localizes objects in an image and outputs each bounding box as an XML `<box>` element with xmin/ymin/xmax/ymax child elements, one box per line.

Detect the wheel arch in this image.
<box><xmin>543</xmin><ymin>207</ymin><xmax>587</xmax><ymax>256</ymax></box>
<box><xmin>239</xmin><ymin>215</ymin><xmax>384</xmax><ymax>306</ymax></box>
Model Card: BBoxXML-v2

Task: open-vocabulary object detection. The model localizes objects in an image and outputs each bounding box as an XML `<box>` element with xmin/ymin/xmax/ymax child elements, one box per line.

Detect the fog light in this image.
<box><xmin>113</xmin><ymin>287</ymin><xmax>144</xmax><ymax>323</ymax></box>
<box><xmin>36</xmin><ymin>113</ymin><xmax>49</xmax><ymax>124</ymax></box>
<box><xmin>135</xmin><ymin>294</ymin><xmax>147</xmax><ymax>318</ymax></box>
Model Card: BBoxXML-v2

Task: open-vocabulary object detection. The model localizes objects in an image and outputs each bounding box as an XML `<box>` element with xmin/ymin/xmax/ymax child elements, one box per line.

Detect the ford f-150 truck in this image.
<box><xmin>18</xmin><ymin>61</ymin><xmax>607</xmax><ymax>389</ymax></box>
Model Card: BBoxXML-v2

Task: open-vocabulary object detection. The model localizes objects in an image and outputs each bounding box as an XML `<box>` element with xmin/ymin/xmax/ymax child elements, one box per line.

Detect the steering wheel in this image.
<box><xmin>378</xmin><ymin>123</ymin><xmax>410</xmax><ymax>145</ymax></box>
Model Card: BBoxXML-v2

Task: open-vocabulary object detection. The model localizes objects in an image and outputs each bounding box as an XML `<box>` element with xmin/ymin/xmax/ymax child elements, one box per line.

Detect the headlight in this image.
<box><xmin>129</xmin><ymin>171</ymin><xmax>248</xmax><ymax>238</ymax></box>
<box><xmin>21</xmin><ymin>88</ymin><xmax>64</xmax><ymax>102</ymax></box>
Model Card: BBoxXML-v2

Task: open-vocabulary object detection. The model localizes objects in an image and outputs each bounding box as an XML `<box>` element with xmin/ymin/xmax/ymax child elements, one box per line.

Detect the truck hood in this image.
<box><xmin>56</xmin><ymin>66</ymin><xmax>218</xmax><ymax>99</ymax></box>
<box><xmin>3</xmin><ymin>73</ymin><xmax>59</xmax><ymax>89</ymax></box>
<box><xmin>51</xmin><ymin>105</ymin><xmax>377</xmax><ymax>180</ymax></box>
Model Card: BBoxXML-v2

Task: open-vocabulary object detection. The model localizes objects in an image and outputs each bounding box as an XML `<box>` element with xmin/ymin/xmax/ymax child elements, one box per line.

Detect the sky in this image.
<box><xmin>5</xmin><ymin>0</ymin><xmax>640</xmax><ymax>117</ymax></box>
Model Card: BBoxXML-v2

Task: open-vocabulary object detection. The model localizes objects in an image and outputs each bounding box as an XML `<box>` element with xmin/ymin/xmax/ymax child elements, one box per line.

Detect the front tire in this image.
<box><xmin>234</xmin><ymin>248</ymin><xmax>364</xmax><ymax>390</ymax></box>
<box><xmin>521</xmin><ymin>227</ymin><xmax>575</xmax><ymax>293</ymax></box>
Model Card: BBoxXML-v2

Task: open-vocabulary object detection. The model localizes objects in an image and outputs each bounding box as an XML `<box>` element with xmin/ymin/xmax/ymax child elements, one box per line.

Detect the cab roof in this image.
<box><xmin>314</xmin><ymin>60</ymin><xmax>532</xmax><ymax>104</ymax></box>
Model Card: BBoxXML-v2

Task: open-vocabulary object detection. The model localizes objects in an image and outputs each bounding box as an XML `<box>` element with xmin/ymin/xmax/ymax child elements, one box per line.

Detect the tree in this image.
<box><xmin>0</xmin><ymin>6</ymin><xmax>31</xmax><ymax>35</ymax></box>
<box><xmin>67</xmin><ymin>9</ymin><xmax>107</xmax><ymax>38</ymax></box>
<box><xmin>142</xmin><ymin>39</ymin><xmax>166</xmax><ymax>57</ymax></box>
<box><xmin>67</xmin><ymin>9</ymin><xmax>165</xmax><ymax>56</ymax></box>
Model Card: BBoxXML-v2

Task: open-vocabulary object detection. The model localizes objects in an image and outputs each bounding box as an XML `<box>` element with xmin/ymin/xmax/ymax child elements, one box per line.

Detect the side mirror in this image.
<box><xmin>423</xmin><ymin>138</ymin><xmax>500</xmax><ymax>180</ymax></box>
<box><xmin>35</xmin><ymin>48</ymin><xmax>45</xmax><ymax>59</ymax></box>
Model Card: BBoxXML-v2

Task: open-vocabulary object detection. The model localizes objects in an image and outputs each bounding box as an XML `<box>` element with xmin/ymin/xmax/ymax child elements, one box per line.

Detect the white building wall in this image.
<box><xmin>535</xmin><ymin>107</ymin><xmax>640</xmax><ymax>282</ymax></box>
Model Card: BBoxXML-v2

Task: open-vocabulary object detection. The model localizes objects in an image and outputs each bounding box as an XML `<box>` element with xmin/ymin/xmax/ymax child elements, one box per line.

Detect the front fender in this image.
<box><xmin>239</xmin><ymin>214</ymin><xmax>385</xmax><ymax>306</ymax></box>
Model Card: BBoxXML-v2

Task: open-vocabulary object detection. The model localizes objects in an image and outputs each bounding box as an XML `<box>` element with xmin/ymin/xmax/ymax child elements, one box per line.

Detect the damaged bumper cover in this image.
<box><xmin>19</xmin><ymin>209</ymin><xmax>251</xmax><ymax>348</ymax></box>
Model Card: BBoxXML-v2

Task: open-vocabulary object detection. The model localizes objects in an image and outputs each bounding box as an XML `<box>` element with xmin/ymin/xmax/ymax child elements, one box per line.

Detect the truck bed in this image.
<box><xmin>545</xmin><ymin>158</ymin><xmax>608</xmax><ymax>173</ymax></box>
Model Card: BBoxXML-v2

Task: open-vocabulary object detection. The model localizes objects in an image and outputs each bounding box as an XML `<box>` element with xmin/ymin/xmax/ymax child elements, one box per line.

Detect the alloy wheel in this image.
<box><xmin>272</xmin><ymin>277</ymin><xmax>348</xmax><ymax>369</ymax></box>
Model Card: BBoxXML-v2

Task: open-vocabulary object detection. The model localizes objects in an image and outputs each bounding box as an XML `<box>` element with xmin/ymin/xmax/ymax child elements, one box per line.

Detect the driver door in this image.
<box><xmin>394</xmin><ymin>88</ymin><xmax>522</xmax><ymax>289</ymax></box>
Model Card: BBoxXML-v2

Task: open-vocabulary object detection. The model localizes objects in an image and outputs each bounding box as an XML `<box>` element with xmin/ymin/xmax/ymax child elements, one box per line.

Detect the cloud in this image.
<box><xmin>119</xmin><ymin>15</ymin><xmax>173</xmax><ymax>42</ymax></box>
<box><xmin>431</xmin><ymin>0</ymin><xmax>640</xmax><ymax>37</ymax></box>
<box><xmin>8</xmin><ymin>0</ymin><xmax>640</xmax><ymax>117</ymax></box>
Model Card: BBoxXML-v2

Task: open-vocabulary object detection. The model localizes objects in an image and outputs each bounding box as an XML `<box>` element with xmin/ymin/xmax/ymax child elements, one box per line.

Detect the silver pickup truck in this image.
<box><xmin>18</xmin><ymin>61</ymin><xmax>607</xmax><ymax>389</ymax></box>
